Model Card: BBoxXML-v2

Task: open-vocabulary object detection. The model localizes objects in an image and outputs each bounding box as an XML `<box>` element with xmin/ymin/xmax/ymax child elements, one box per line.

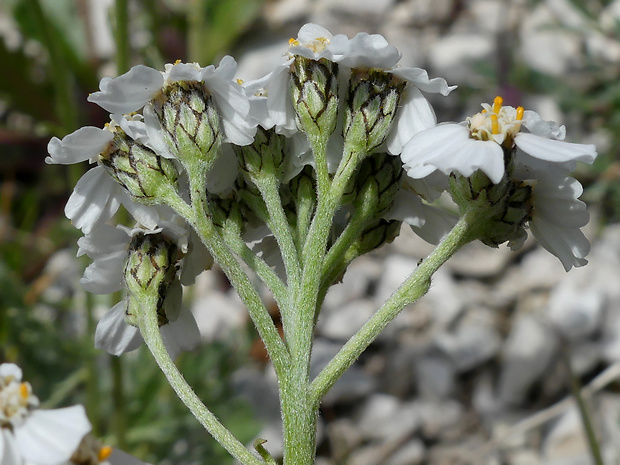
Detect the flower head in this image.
<box><xmin>0</xmin><ymin>364</ymin><xmax>91</xmax><ymax>465</ymax></box>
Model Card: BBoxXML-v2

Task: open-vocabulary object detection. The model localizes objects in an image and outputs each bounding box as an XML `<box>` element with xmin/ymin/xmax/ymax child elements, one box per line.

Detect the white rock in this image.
<box><xmin>310</xmin><ymin>340</ymin><xmax>376</xmax><ymax>406</ymax></box>
<box><xmin>546</xmin><ymin>286</ymin><xmax>604</xmax><ymax>341</ymax></box>
<box><xmin>385</xmin><ymin>438</ymin><xmax>426</xmax><ymax>465</ymax></box>
<box><xmin>414</xmin><ymin>354</ymin><xmax>455</xmax><ymax>399</ymax></box>
<box><xmin>435</xmin><ymin>320</ymin><xmax>502</xmax><ymax>372</ymax></box>
<box><xmin>191</xmin><ymin>291</ymin><xmax>247</xmax><ymax>342</ymax></box>
<box><xmin>356</xmin><ymin>394</ymin><xmax>420</xmax><ymax>441</ymax></box>
<box><xmin>447</xmin><ymin>241</ymin><xmax>514</xmax><ymax>278</ymax></box>
<box><xmin>323</xmin><ymin>256</ymin><xmax>382</xmax><ymax>311</ymax></box>
<box><xmin>415</xmin><ymin>399</ymin><xmax>464</xmax><ymax>439</ymax></box>
<box><xmin>428</xmin><ymin>33</ymin><xmax>494</xmax><ymax>83</ymax></box>
<box><xmin>519</xmin><ymin>3</ymin><xmax>582</xmax><ymax>76</ymax></box>
<box><xmin>541</xmin><ymin>408</ymin><xmax>590</xmax><ymax>465</ymax></box>
<box><xmin>317</xmin><ymin>299</ymin><xmax>376</xmax><ymax>340</ymax></box>
<box><xmin>498</xmin><ymin>315</ymin><xmax>558</xmax><ymax>406</ymax></box>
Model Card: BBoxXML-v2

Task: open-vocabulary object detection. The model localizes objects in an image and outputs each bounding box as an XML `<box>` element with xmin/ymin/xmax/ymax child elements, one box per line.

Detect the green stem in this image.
<box><xmin>563</xmin><ymin>342</ymin><xmax>604</xmax><ymax>465</ymax></box>
<box><xmin>221</xmin><ymin>228</ymin><xmax>288</xmax><ymax>310</ymax></box>
<box><xmin>136</xmin><ymin>294</ymin><xmax>263</xmax><ymax>465</ymax></box>
<box><xmin>114</xmin><ymin>0</ymin><xmax>130</xmax><ymax>74</ymax></box>
<box><xmin>309</xmin><ymin>210</ymin><xmax>481</xmax><ymax>404</ymax></box>
<box><xmin>252</xmin><ymin>174</ymin><xmax>300</xmax><ymax>290</ymax></box>
<box><xmin>163</xmin><ymin>190</ymin><xmax>290</xmax><ymax>376</ymax></box>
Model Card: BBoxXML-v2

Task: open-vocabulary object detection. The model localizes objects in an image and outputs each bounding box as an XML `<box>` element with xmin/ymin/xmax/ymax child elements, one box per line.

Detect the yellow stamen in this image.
<box><xmin>174</xmin><ymin>59</ymin><xmax>182</xmax><ymax>65</ymax></box>
<box><xmin>492</xmin><ymin>96</ymin><xmax>503</xmax><ymax>114</ymax></box>
<box><xmin>481</xmin><ymin>109</ymin><xmax>487</xmax><ymax>113</ymax></box>
<box><xmin>236</xmin><ymin>79</ymin><xmax>244</xmax><ymax>85</ymax></box>
<box><xmin>491</xmin><ymin>114</ymin><xmax>499</xmax><ymax>134</ymax></box>
<box><xmin>19</xmin><ymin>383</ymin><xmax>29</xmax><ymax>399</ymax></box>
<box><xmin>98</xmin><ymin>446</ymin><xmax>113</xmax><ymax>461</ymax></box>
<box><xmin>289</xmin><ymin>38</ymin><xmax>299</xmax><ymax>46</ymax></box>
<box><xmin>516</xmin><ymin>106</ymin><xmax>524</xmax><ymax>120</ymax></box>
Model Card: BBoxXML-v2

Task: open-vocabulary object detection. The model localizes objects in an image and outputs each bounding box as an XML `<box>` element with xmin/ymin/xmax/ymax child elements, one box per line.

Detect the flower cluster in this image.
<box><xmin>401</xmin><ymin>96</ymin><xmax>596</xmax><ymax>270</ymax></box>
<box><xmin>46</xmin><ymin>23</ymin><xmax>596</xmax><ymax>363</ymax></box>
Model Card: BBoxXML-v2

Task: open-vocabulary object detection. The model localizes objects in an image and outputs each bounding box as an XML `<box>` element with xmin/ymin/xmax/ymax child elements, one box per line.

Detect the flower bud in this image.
<box><xmin>343</xmin><ymin>70</ymin><xmax>405</xmax><ymax>154</ymax></box>
<box><xmin>290</xmin><ymin>57</ymin><xmax>339</xmax><ymax>140</ymax></box>
<box><xmin>99</xmin><ymin>130</ymin><xmax>179</xmax><ymax>204</ymax></box>
<box><xmin>353</xmin><ymin>153</ymin><xmax>403</xmax><ymax>216</ymax></box>
<box><xmin>235</xmin><ymin>127</ymin><xmax>286</xmax><ymax>180</ymax></box>
<box><xmin>123</xmin><ymin>232</ymin><xmax>180</xmax><ymax>314</ymax></box>
<box><xmin>152</xmin><ymin>81</ymin><xmax>223</xmax><ymax>171</ymax></box>
<box><xmin>353</xmin><ymin>219</ymin><xmax>401</xmax><ymax>255</ymax></box>
<box><xmin>449</xmin><ymin>170</ymin><xmax>533</xmax><ymax>248</ymax></box>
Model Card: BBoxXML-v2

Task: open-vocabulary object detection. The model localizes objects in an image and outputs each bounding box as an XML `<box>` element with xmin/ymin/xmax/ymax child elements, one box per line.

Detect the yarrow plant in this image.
<box><xmin>44</xmin><ymin>23</ymin><xmax>597</xmax><ymax>465</ymax></box>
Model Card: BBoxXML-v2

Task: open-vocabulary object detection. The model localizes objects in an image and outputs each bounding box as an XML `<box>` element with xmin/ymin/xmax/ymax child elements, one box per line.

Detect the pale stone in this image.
<box><xmin>498</xmin><ymin>316</ymin><xmax>558</xmax><ymax>406</ymax></box>
<box><xmin>356</xmin><ymin>394</ymin><xmax>420</xmax><ymax>441</ymax></box>
<box><xmin>385</xmin><ymin>438</ymin><xmax>426</xmax><ymax>465</ymax></box>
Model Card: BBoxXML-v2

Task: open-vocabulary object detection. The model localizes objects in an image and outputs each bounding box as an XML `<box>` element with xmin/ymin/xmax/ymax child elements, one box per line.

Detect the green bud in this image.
<box><xmin>353</xmin><ymin>153</ymin><xmax>404</xmax><ymax>216</ymax></box>
<box><xmin>343</xmin><ymin>70</ymin><xmax>405</xmax><ymax>154</ymax></box>
<box><xmin>99</xmin><ymin>131</ymin><xmax>179</xmax><ymax>204</ymax></box>
<box><xmin>290</xmin><ymin>57</ymin><xmax>339</xmax><ymax>139</ymax></box>
<box><xmin>234</xmin><ymin>127</ymin><xmax>286</xmax><ymax>180</ymax></box>
<box><xmin>449</xmin><ymin>170</ymin><xmax>533</xmax><ymax>248</ymax></box>
<box><xmin>123</xmin><ymin>232</ymin><xmax>181</xmax><ymax>327</ymax></box>
<box><xmin>209</xmin><ymin>195</ymin><xmax>244</xmax><ymax>234</ymax></box>
<box><xmin>353</xmin><ymin>219</ymin><xmax>402</xmax><ymax>255</ymax></box>
<box><xmin>152</xmin><ymin>81</ymin><xmax>223</xmax><ymax>171</ymax></box>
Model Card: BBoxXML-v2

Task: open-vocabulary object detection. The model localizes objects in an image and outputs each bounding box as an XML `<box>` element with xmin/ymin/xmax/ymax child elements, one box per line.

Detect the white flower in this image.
<box><xmin>250</xmin><ymin>23</ymin><xmax>454</xmax><ymax>152</ymax></box>
<box><xmin>0</xmin><ymin>364</ymin><xmax>91</xmax><ymax>465</ymax></box>
<box><xmin>46</xmin><ymin>120</ymin><xmax>160</xmax><ymax>234</ymax></box>
<box><xmin>78</xmin><ymin>216</ymin><xmax>207</xmax><ymax>358</ymax></box>
<box><xmin>88</xmin><ymin>58</ymin><xmax>257</xmax><ymax>146</ymax></box>
<box><xmin>401</xmin><ymin>96</ymin><xmax>597</xmax><ymax>184</ymax></box>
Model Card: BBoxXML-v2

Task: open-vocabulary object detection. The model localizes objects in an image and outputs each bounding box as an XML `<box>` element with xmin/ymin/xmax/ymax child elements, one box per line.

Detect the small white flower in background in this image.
<box><xmin>77</xmin><ymin>215</ymin><xmax>206</xmax><ymax>358</ymax></box>
<box><xmin>0</xmin><ymin>364</ymin><xmax>91</xmax><ymax>465</ymax></box>
<box><xmin>44</xmin><ymin>434</ymin><xmax>149</xmax><ymax>465</ymax></box>
<box><xmin>401</xmin><ymin>96</ymin><xmax>596</xmax><ymax>183</ymax></box>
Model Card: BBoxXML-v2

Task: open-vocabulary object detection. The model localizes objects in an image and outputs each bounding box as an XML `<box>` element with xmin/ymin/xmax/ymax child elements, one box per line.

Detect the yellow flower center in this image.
<box><xmin>289</xmin><ymin>36</ymin><xmax>330</xmax><ymax>54</ymax></box>
<box><xmin>468</xmin><ymin>96</ymin><xmax>524</xmax><ymax>146</ymax></box>
<box><xmin>98</xmin><ymin>445</ymin><xmax>113</xmax><ymax>461</ymax></box>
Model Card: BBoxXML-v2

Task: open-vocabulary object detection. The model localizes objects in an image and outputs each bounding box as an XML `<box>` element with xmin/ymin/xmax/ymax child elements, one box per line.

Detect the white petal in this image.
<box><xmin>386</xmin><ymin>86</ymin><xmax>437</xmax><ymax>155</ymax></box>
<box><xmin>389</xmin><ymin>67</ymin><xmax>456</xmax><ymax>96</ymax></box>
<box><xmin>88</xmin><ymin>65</ymin><xmax>164</xmax><ymax>114</ymax></box>
<box><xmin>119</xmin><ymin>191</ymin><xmax>160</xmax><ymax>229</ymax></box>
<box><xmin>205</xmin><ymin>59</ymin><xmax>256</xmax><ymax>145</ymax></box>
<box><xmin>166</xmin><ymin>62</ymin><xmax>202</xmax><ymax>82</ymax></box>
<box><xmin>80</xmin><ymin>252</ymin><xmax>126</xmax><ymax>294</ymax></box>
<box><xmin>265</xmin><ymin>62</ymin><xmax>298</xmax><ymax>135</ymax></box>
<box><xmin>0</xmin><ymin>429</ymin><xmax>23</xmax><ymax>465</ymax></box>
<box><xmin>65</xmin><ymin>167</ymin><xmax>121</xmax><ymax>234</ymax></box>
<box><xmin>522</xmin><ymin>110</ymin><xmax>566</xmax><ymax>139</ymax></box>
<box><xmin>385</xmin><ymin>189</ymin><xmax>426</xmax><ymax>227</ymax></box>
<box><xmin>0</xmin><ymin>363</ymin><xmax>22</xmax><ymax>380</ymax></box>
<box><xmin>160</xmin><ymin>307</ymin><xmax>200</xmax><ymax>359</ymax></box>
<box><xmin>297</xmin><ymin>24</ymin><xmax>333</xmax><ymax>43</ymax></box>
<box><xmin>95</xmin><ymin>302</ymin><xmax>143</xmax><ymax>356</ymax></box>
<box><xmin>331</xmin><ymin>32</ymin><xmax>400</xmax><ymax>69</ymax></box>
<box><xmin>401</xmin><ymin>124</ymin><xmax>506</xmax><ymax>184</ymax></box>
<box><xmin>515</xmin><ymin>133</ymin><xmax>597</xmax><ymax>164</ymax></box>
<box><xmin>46</xmin><ymin>127</ymin><xmax>113</xmax><ymax>165</ymax></box>
<box><xmin>530</xmin><ymin>216</ymin><xmax>590</xmax><ymax>271</ymax></box>
<box><xmin>205</xmin><ymin>145</ymin><xmax>239</xmax><ymax>195</ymax></box>
<box><xmin>412</xmin><ymin>203</ymin><xmax>459</xmax><ymax>245</ymax></box>
<box><xmin>77</xmin><ymin>224</ymin><xmax>128</xmax><ymax>258</ymax></box>
<box><xmin>14</xmin><ymin>406</ymin><xmax>91</xmax><ymax>465</ymax></box>
<box><xmin>512</xmin><ymin>150</ymin><xmax>577</xmax><ymax>180</ymax></box>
